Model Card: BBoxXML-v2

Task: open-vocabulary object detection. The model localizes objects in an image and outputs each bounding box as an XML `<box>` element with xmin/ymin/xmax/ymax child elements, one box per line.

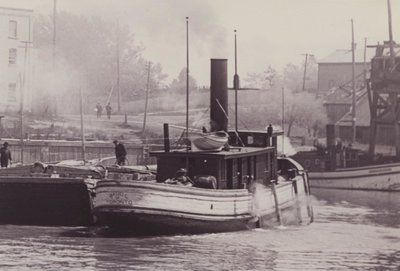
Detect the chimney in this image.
<box><xmin>210</xmin><ymin>59</ymin><xmax>228</xmax><ymax>132</ymax></box>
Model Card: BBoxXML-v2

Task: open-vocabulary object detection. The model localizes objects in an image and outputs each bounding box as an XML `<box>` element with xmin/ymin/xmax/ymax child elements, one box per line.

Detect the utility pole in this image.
<box><xmin>79</xmin><ymin>87</ymin><xmax>86</xmax><ymax>162</ymax></box>
<box><xmin>387</xmin><ymin>0</ymin><xmax>395</xmax><ymax>67</ymax></box>
<box><xmin>363</xmin><ymin>38</ymin><xmax>367</xmax><ymax>82</ymax></box>
<box><xmin>351</xmin><ymin>19</ymin><xmax>356</xmax><ymax>143</ymax></box>
<box><xmin>52</xmin><ymin>0</ymin><xmax>57</xmax><ymax>116</ymax></box>
<box><xmin>302</xmin><ymin>53</ymin><xmax>309</xmax><ymax>91</ymax></box>
<box><xmin>53</xmin><ymin>0</ymin><xmax>56</xmax><ymax>69</ymax></box>
<box><xmin>142</xmin><ymin>62</ymin><xmax>151</xmax><ymax>134</ymax></box>
<box><xmin>116</xmin><ymin>19</ymin><xmax>121</xmax><ymax>112</ymax></box>
<box><xmin>18</xmin><ymin>40</ymin><xmax>32</xmax><ymax>164</ymax></box>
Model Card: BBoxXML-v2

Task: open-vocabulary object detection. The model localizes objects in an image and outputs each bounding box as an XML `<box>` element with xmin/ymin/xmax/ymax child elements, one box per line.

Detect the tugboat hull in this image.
<box><xmin>93</xmin><ymin>178</ymin><xmax>309</xmax><ymax>235</ymax></box>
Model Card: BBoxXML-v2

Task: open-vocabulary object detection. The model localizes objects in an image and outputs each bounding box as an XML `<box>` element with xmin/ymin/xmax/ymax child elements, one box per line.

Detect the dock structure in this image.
<box><xmin>368</xmin><ymin>0</ymin><xmax>400</xmax><ymax>160</ymax></box>
<box><xmin>1</xmin><ymin>139</ymin><xmax>161</xmax><ymax>166</ymax></box>
<box><xmin>367</xmin><ymin>42</ymin><xmax>400</xmax><ymax>160</ymax></box>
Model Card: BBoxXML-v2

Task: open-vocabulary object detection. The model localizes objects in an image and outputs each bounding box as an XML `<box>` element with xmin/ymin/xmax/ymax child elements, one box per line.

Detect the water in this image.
<box><xmin>0</xmin><ymin>189</ymin><xmax>399</xmax><ymax>270</ymax></box>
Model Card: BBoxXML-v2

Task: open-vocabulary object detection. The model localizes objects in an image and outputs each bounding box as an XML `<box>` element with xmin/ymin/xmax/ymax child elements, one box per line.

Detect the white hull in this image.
<box><xmin>93</xmin><ymin>177</ymin><xmax>310</xmax><ymax>234</ymax></box>
<box><xmin>308</xmin><ymin>162</ymin><xmax>400</xmax><ymax>191</ymax></box>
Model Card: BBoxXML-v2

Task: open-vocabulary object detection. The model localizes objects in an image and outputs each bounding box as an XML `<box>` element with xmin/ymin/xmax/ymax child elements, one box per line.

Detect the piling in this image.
<box><xmin>270</xmin><ymin>181</ymin><xmax>282</xmax><ymax>225</ymax></box>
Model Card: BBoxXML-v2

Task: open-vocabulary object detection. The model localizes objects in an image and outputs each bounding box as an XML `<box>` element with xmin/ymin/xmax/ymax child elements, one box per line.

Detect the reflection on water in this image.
<box><xmin>0</xmin><ymin>189</ymin><xmax>399</xmax><ymax>270</ymax></box>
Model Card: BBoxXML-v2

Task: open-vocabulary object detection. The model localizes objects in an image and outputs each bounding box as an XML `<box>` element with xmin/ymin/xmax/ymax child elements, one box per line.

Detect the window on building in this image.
<box><xmin>7</xmin><ymin>83</ymin><xmax>17</xmax><ymax>103</ymax></box>
<box><xmin>9</xmin><ymin>20</ymin><xmax>17</xmax><ymax>39</ymax></box>
<box><xmin>9</xmin><ymin>48</ymin><xmax>17</xmax><ymax>65</ymax></box>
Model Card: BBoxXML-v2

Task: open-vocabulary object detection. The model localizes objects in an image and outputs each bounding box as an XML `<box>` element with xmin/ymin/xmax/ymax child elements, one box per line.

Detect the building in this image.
<box><xmin>318</xmin><ymin>48</ymin><xmax>376</xmax><ymax>125</ymax></box>
<box><xmin>317</xmin><ymin>49</ymin><xmax>373</xmax><ymax>95</ymax></box>
<box><xmin>318</xmin><ymin>46</ymin><xmax>397</xmax><ymax>145</ymax></box>
<box><xmin>0</xmin><ymin>6</ymin><xmax>33</xmax><ymax>112</ymax></box>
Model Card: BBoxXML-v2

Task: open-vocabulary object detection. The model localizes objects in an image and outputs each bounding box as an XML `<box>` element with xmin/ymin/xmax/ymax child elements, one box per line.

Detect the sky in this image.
<box><xmin>1</xmin><ymin>0</ymin><xmax>399</xmax><ymax>86</ymax></box>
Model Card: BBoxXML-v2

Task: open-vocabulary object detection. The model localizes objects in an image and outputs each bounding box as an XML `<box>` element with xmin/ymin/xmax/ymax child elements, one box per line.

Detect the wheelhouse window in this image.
<box><xmin>9</xmin><ymin>48</ymin><xmax>17</xmax><ymax>65</ymax></box>
<box><xmin>9</xmin><ymin>20</ymin><xmax>17</xmax><ymax>39</ymax></box>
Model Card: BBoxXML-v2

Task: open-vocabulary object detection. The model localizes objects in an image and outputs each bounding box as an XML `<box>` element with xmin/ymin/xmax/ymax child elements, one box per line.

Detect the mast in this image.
<box><xmin>234</xmin><ymin>29</ymin><xmax>239</xmax><ymax>133</ymax></box>
<box><xmin>351</xmin><ymin>19</ymin><xmax>356</xmax><ymax>143</ymax></box>
<box><xmin>19</xmin><ymin>73</ymin><xmax>24</xmax><ymax>164</ymax></box>
<box><xmin>185</xmin><ymin>17</ymin><xmax>190</xmax><ymax>169</ymax></box>
<box><xmin>281</xmin><ymin>87</ymin><xmax>285</xmax><ymax>154</ymax></box>
<box><xmin>186</xmin><ymin>17</ymin><xmax>189</xmax><ymax>143</ymax></box>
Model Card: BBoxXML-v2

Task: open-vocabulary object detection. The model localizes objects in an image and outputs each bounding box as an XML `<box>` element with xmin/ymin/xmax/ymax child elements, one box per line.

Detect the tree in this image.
<box><xmin>33</xmin><ymin>12</ymin><xmax>168</xmax><ymax>113</ymax></box>
<box><xmin>243</xmin><ymin>65</ymin><xmax>281</xmax><ymax>90</ymax></box>
<box><xmin>282</xmin><ymin>63</ymin><xmax>303</xmax><ymax>92</ymax></box>
<box><xmin>283</xmin><ymin>89</ymin><xmax>326</xmax><ymax>137</ymax></box>
<box><xmin>169</xmin><ymin>68</ymin><xmax>197</xmax><ymax>94</ymax></box>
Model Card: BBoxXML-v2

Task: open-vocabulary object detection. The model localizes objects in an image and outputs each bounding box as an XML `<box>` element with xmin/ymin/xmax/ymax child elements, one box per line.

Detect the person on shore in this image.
<box><xmin>96</xmin><ymin>103</ymin><xmax>103</xmax><ymax>118</ymax></box>
<box><xmin>113</xmin><ymin>140</ymin><xmax>127</xmax><ymax>166</ymax></box>
<box><xmin>106</xmin><ymin>103</ymin><xmax>112</xmax><ymax>119</ymax></box>
<box><xmin>0</xmin><ymin>142</ymin><xmax>12</xmax><ymax>168</ymax></box>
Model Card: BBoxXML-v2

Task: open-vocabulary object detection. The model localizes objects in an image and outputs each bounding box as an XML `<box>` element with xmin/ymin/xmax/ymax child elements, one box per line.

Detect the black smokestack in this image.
<box><xmin>210</xmin><ymin>59</ymin><xmax>228</xmax><ymax>132</ymax></box>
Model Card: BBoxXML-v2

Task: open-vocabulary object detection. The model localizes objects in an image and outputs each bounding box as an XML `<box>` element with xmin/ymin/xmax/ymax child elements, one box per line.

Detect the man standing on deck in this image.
<box><xmin>113</xmin><ymin>140</ymin><xmax>127</xmax><ymax>166</ymax></box>
<box><xmin>0</xmin><ymin>142</ymin><xmax>12</xmax><ymax>168</ymax></box>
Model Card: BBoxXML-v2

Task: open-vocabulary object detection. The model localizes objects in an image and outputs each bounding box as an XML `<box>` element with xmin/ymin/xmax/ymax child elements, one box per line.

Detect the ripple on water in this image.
<box><xmin>0</xmin><ymin>190</ymin><xmax>399</xmax><ymax>270</ymax></box>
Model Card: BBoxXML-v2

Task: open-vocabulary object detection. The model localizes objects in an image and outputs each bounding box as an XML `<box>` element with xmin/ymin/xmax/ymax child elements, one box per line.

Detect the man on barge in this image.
<box><xmin>0</xmin><ymin>142</ymin><xmax>12</xmax><ymax>168</ymax></box>
<box><xmin>113</xmin><ymin>140</ymin><xmax>127</xmax><ymax>166</ymax></box>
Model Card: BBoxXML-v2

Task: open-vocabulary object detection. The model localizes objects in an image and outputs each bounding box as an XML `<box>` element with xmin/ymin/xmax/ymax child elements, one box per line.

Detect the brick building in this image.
<box><xmin>0</xmin><ymin>6</ymin><xmax>33</xmax><ymax>112</ymax></box>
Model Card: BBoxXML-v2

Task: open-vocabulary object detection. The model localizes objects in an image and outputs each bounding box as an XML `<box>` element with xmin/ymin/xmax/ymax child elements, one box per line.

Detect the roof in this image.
<box><xmin>0</xmin><ymin>6</ymin><xmax>33</xmax><ymax>13</ymax></box>
<box><xmin>151</xmin><ymin>146</ymin><xmax>275</xmax><ymax>159</ymax></box>
<box><xmin>336</xmin><ymin>92</ymin><xmax>369</xmax><ymax>126</ymax></box>
<box><xmin>319</xmin><ymin>49</ymin><xmax>375</xmax><ymax>64</ymax></box>
<box><xmin>323</xmin><ymin>86</ymin><xmax>366</xmax><ymax>105</ymax></box>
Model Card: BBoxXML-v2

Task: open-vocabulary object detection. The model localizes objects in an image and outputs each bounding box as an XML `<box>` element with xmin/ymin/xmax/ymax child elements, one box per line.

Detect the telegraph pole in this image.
<box><xmin>18</xmin><ymin>40</ymin><xmax>32</xmax><ymax>164</ymax></box>
<box><xmin>52</xmin><ymin>0</ymin><xmax>57</xmax><ymax>116</ymax></box>
<box><xmin>302</xmin><ymin>53</ymin><xmax>308</xmax><ymax>91</ymax></box>
<box><xmin>142</xmin><ymin>62</ymin><xmax>151</xmax><ymax>134</ymax></box>
<box><xmin>79</xmin><ymin>87</ymin><xmax>86</xmax><ymax>162</ymax></box>
<box><xmin>116</xmin><ymin>19</ymin><xmax>121</xmax><ymax>112</ymax></box>
<box><xmin>351</xmin><ymin>19</ymin><xmax>356</xmax><ymax>143</ymax></box>
<box><xmin>53</xmin><ymin>0</ymin><xmax>56</xmax><ymax>69</ymax></box>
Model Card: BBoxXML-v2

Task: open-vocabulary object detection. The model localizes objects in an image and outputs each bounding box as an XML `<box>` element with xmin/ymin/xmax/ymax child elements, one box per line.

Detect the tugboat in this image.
<box><xmin>92</xmin><ymin>59</ymin><xmax>313</xmax><ymax>235</ymax></box>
